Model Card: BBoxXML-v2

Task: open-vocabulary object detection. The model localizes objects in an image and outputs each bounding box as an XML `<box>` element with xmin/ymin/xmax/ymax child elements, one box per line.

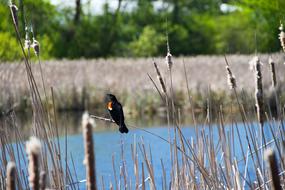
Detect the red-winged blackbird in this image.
<box><xmin>106</xmin><ymin>94</ymin><xmax>129</xmax><ymax>133</ymax></box>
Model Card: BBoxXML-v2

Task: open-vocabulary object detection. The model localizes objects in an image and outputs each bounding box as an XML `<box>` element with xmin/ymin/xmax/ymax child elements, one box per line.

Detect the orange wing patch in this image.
<box><xmin>107</xmin><ymin>101</ymin><xmax>113</xmax><ymax>110</ymax></box>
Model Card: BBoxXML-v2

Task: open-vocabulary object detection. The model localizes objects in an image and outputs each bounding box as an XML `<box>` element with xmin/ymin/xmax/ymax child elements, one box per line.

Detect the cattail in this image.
<box><xmin>250</xmin><ymin>56</ymin><xmax>265</xmax><ymax>126</ymax></box>
<box><xmin>226</xmin><ymin>66</ymin><xmax>236</xmax><ymax>89</ymax></box>
<box><xmin>9</xmin><ymin>3</ymin><xmax>18</xmax><ymax>29</ymax></box>
<box><xmin>25</xmin><ymin>27</ymin><xmax>31</xmax><ymax>49</ymax></box>
<box><xmin>265</xmin><ymin>149</ymin><xmax>282</xmax><ymax>190</ymax></box>
<box><xmin>224</xmin><ymin>56</ymin><xmax>237</xmax><ymax>89</ymax></box>
<box><xmin>278</xmin><ymin>23</ymin><xmax>285</xmax><ymax>52</ymax></box>
<box><xmin>32</xmin><ymin>38</ymin><xmax>40</xmax><ymax>56</ymax></box>
<box><xmin>26</xmin><ymin>137</ymin><xmax>41</xmax><ymax>190</ymax></box>
<box><xmin>6</xmin><ymin>162</ymin><xmax>16</xmax><ymax>190</ymax></box>
<box><xmin>39</xmin><ymin>171</ymin><xmax>46</xmax><ymax>190</ymax></box>
<box><xmin>165</xmin><ymin>52</ymin><xmax>173</xmax><ymax>71</ymax></box>
<box><xmin>165</xmin><ymin>37</ymin><xmax>173</xmax><ymax>70</ymax></box>
<box><xmin>269</xmin><ymin>57</ymin><xmax>277</xmax><ymax>88</ymax></box>
<box><xmin>153</xmin><ymin>62</ymin><xmax>167</xmax><ymax>94</ymax></box>
<box><xmin>109</xmin><ymin>182</ymin><xmax>114</xmax><ymax>190</ymax></box>
<box><xmin>82</xmin><ymin>112</ymin><xmax>97</xmax><ymax>190</ymax></box>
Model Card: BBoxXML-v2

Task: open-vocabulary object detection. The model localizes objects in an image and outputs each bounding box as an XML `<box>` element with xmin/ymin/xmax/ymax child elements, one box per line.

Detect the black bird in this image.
<box><xmin>106</xmin><ymin>94</ymin><xmax>129</xmax><ymax>133</ymax></box>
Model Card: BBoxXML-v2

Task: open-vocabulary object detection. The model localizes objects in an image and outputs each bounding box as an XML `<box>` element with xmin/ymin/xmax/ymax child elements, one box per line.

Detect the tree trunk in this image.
<box><xmin>74</xmin><ymin>0</ymin><xmax>81</xmax><ymax>24</ymax></box>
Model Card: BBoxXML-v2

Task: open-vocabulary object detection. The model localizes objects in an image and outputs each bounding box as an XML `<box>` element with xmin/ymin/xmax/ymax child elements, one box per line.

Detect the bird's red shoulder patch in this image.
<box><xmin>107</xmin><ymin>101</ymin><xmax>113</xmax><ymax>110</ymax></box>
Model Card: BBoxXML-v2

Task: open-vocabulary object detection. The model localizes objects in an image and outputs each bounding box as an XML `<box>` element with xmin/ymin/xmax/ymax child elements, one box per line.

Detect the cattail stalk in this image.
<box><xmin>279</xmin><ymin>23</ymin><xmax>285</xmax><ymax>53</ymax></box>
<box><xmin>6</xmin><ymin>162</ymin><xmax>16</xmax><ymax>190</ymax></box>
<box><xmin>26</xmin><ymin>137</ymin><xmax>41</xmax><ymax>190</ymax></box>
<box><xmin>269</xmin><ymin>57</ymin><xmax>277</xmax><ymax>88</ymax></box>
<box><xmin>250</xmin><ymin>56</ymin><xmax>265</xmax><ymax>126</ymax></box>
<box><xmin>265</xmin><ymin>149</ymin><xmax>282</xmax><ymax>190</ymax></box>
<box><xmin>82</xmin><ymin>112</ymin><xmax>97</xmax><ymax>190</ymax></box>
<box><xmin>141</xmin><ymin>162</ymin><xmax>145</xmax><ymax>190</ymax></box>
<box><xmin>250</xmin><ymin>56</ymin><xmax>267</xmax><ymax>185</ymax></box>
<box><xmin>39</xmin><ymin>171</ymin><xmax>46</xmax><ymax>190</ymax></box>
<box><xmin>153</xmin><ymin>62</ymin><xmax>167</xmax><ymax>94</ymax></box>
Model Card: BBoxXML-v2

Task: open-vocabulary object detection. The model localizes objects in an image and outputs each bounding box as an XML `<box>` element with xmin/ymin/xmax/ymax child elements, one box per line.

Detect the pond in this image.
<box><xmin>0</xmin><ymin>111</ymin><xmax>277</xmax><ymax>189</ymax></box>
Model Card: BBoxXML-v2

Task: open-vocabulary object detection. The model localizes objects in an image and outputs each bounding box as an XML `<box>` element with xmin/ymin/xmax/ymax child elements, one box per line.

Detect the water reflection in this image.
<box><xmin>0</xmin><ymin>111</ymin><xmax>171</xmax><ymax>139</ymax></box>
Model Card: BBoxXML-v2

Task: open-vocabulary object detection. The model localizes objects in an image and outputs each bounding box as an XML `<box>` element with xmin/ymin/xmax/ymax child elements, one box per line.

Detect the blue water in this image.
<box><xmin>1</xmin><ymin>121</ymin><xmax>278</xmax><ymax>189</ymax></box>
<box><xmin>61</xmin><ymin>122</ymin><xmax>274</xmax><ymax>189</ymax></box>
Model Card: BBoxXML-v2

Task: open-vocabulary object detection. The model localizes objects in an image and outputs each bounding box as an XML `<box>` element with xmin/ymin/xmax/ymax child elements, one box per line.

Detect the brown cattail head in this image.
<box><xmin>224</xmin><ymin>56</ymin><xmax>237</xmax><ymax>89</ymax></box>
<box><xmin>269</xmin><ymin>57</ymin><xmax>277</xmax><ymax>88</ymax></box>
<box><xmin>82</xmin><ymin>112</ymin><xmax>97</xmax><ymax>190</ymax></box>
<box><xmin>226</xmin><ymin>65</ymin><xmax>237</xmax><ymax>89</ymax></box>
<box><xmin>165</xmin><ymin>52</ymin><xmax>173</xmax><ymax>71</ymax></box>
<box><xmin>6</xmin><ymin>162</ymin><xmax>16</xmax><ymax>190</ymax></box>
<box><xmin>153</xmin><ymin>62</ymin><xmax>167</xmax><ymax>94</ymax></box>
<box><xmin>9</xmin><ymin>3</ymin><xmax>18</xmax><ymax>29</ymax></box>
<box><xmin>265</xmin><ymin>149</ymin><xmax>282</xmax><ymax>190</ymax></box>
<box><xmin>279</xmin><ymin>23</ymin><xmax>285</xmax><ymax>52</ymax></box>
<box><xmin>39</xmin><ymin>171</ymin><xmax>46</xmax><ymax>190</ymax></box>
<box><xmin>250</xmin><ymin>56</ymin><xmax>265</xmax><ymax>126</ymax></box>
<box><xmin>32</xmin><ymin>38</ymin><xmax>40</xmax><ymax>56</ymax></box>
<box><xmin>26</xmin><ymin>137</ymin><xmax>41</xmax><ymax>190</ymax></box>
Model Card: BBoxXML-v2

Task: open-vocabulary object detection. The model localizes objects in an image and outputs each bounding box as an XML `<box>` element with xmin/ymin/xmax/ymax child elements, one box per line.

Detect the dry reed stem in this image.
<box><xmin>250</xmin><ymin>56</ymin><xmax>265</xmax><ymax>126</ymax></box>
<box><xmin>9</xmin><ymin>3</ymin><xmax>18</xmax><ymax>29</ymax></box>
<box><xmin>131</xmin><ymin>141</ymin><xmax>139</xmax><ymax>190</ymax></box>
<box><xmin>160</xmin><ymin>159</ymin><xmax>167</xmax><ymax>190</ymax></box>
<box><xmin>183</xmin><ymin>60</ymin><xmax>197</xmax><ymax>127</ymax></box>
<box><xmin>147</xmin><ymin>73</ymin><xmax>164</xmax><ymax>101</ymax></box>
<box><xmin>140</xmin><ymin>142</ymin><xmax>156</xmax><ymax>190</ymax></box>
<box><xmin>109</xmin><ymin>182</ymin><xmax>113</xmax><ymax>190</ymax></box>
<box><xmin>250</xmin><ymin>56</ymin><xmax>266</xmax><ymax>183</ymax></box>
<box><xmin>165</xmin><ymin>37</ymin><xmax>173</xmax><ymax>71</ymax></box>
<box><xmin>233</xmin><ymin>159</ymin><xmax>242</xmax><ymax>190</ymax></box>
<box><xmin>111</xmin><ymin>154</ymin><xmax>118</xmax><ymax>190</ymax></box>
<box><xmin>141</xmin><ymin>162</ymin><xmax>145</xmax><ymax>190</ymax></box>
<box><xmin>6</xmin><ymin>162</ymin><xmax>16</xmax><ymax>190</ymax></box>
<box><xmin>265</xmin><ymin>149</ymin><xmax>282</xmax><ymax>190</ymax></box>
<box><xmin>26</xmin><ymin>137</ymin><xmax>41</xmax><ymax>190</ymax></box>
<box><xmin>82</xmin><ymin>112</ymin><xmax>97</xmax><ymax>190</ymax></box>
<box><xmin>9</xmin><ymin>2</ymin><xmax>68</xmax><ymax>187</ymax></box>
<box><xmin>39</xmin><ymin>171</ymin><xmax>46</xmax><ymax>190</ymax></box>
<box><xmin>153</xmin><ymin>62</ymin><xmax>167</xmax><ymax>95</ymax></box>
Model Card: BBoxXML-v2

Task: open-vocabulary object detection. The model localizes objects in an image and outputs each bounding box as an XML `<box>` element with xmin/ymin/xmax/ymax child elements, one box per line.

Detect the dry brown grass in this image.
<box><xmin>1</xmin><ymin>54</ymin><xmax>285</xmax><ymax>114</ymax></box>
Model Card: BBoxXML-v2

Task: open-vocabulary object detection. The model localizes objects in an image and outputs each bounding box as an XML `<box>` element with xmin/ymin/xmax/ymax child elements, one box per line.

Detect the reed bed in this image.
<box><xmin>1</xmin><ymin>54</ymin><xmax>285</xmax><ymax>115</ymax></box>
<box><xmin>1</xmin><ymin>1</ymin><xmax>285</xmax><ymax>190</ymax></box>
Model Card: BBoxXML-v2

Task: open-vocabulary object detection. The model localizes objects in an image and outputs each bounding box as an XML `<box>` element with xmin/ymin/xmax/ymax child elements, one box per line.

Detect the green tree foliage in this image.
<box><xmin>216</xmin><ymin>0</ymin><xmax>285</xmax><ymax>53</ymax></box>
<box><xmin>129</xmin><ymin>26</ymin><xmax>164</xmax><ymax>56</ymax></box>
<box><xmin>0</xmin><ymin>0</ymin><xmax>284</xmax><ymax>61</ymax></box>
<box><xmin>0</xmin><ymin>32</ymin><xmax>22</xmax><ymax>61</ymax></box>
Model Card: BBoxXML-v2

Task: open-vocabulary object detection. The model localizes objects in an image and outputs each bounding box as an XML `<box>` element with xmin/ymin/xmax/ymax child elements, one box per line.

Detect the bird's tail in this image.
<box><xmin>119</xmin><ymin>123</ymin><xmax>129</xmax><ymax>133</ymax></box>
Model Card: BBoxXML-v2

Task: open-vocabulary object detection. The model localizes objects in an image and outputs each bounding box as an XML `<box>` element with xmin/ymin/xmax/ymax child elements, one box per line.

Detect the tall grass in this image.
<box><xmin>1</xmin><ymin>54</ymin><xmax>285</xmax><ymax>116</ymax></box>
